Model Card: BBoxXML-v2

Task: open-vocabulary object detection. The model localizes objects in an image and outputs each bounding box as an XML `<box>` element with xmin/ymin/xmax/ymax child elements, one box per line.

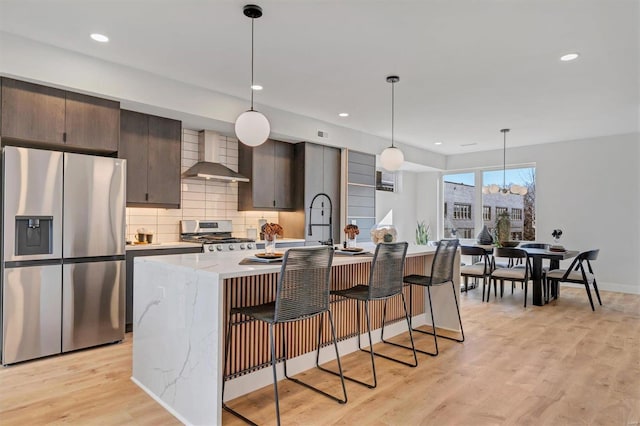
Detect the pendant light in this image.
<box><xmin>484</xmin><ymin>128</ymin><xmax>527</xmax><ymax>196</ymax></box>
<box><xmin>380</xmin><ymin>75</ymin><xmax>404</xmax><ymax>171</ymax></box>
<box><xmin>235</xmin><ymin>4</ymin><xmax>270</xmax><ymax>147</ymax></box>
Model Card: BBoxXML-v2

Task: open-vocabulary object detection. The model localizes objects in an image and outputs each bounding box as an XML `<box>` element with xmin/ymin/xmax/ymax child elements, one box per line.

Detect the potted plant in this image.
<box><xmin>415</xmin><ymin>221</ymin><xmax>430</xmax><ymax>245</ymax></box>
<box><xmin>494</xmin><ymin>211</ymin><xmax>511</xmax><ymax>246</ymax></box>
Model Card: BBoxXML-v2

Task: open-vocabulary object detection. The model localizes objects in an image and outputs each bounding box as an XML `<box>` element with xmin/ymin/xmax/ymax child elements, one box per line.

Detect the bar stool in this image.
<box><xmin>222</xmin><ymin>246</ymin><xmax>347</xmax><ymax>426</ymax></box>
<box><xmin>402</xmin><ymin>239</ymin><xmax>463</xmax><ymax>356</ymax></box>
<box><xmin>328</xmin><ymin>241</ymin><xmax>417</xmax><ymax>389</ymax></box>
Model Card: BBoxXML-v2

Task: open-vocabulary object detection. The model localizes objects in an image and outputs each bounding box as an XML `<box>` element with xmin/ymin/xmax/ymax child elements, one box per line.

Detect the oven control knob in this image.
<box><xmin>239</xmin><ymin>244</ymin><xmax>246</xmax><ymax>250</ymax></box>
<box><xmin>228</xmin><ymin>245</ymin><xmax>235</xmax><ymax>250</ymax></box>
<box><xmin>208</xmin><ymin>245</ymin><xmax>214</xmax><ymax>252</ymax></box>
<box><xmin>247</xmin><ymin>243</ymin><xmax>253</xmax><ymax>250</ymax></box>
<box><xmin>216</xmin><ymin>245</ymin><xmax>223</xmax><ymax>251</ymax></box>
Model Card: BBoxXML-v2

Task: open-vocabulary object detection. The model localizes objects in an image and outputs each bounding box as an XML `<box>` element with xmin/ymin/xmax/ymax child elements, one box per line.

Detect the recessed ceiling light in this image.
<box><xmin>251</xmin><ymin>84</ymin><xmax>263</xmax><ymax>91</ymax></box>
<box><xmin>560</xmin><ymin>52</ymin><xmax>579</xmax><ymax>62</ymax></box>
<box><xmin>434</xmin><ymin>142</ymin><xmax>443</xmax><ymax>145</ymax></box>
<box><xmin>90</xmin><ymin>33</ymin><xmax>109</xmax><ymax>43</ymax></box>
<box><xmin>338</xmin><ymin>113</ymin><xmax>349</xmax><ymax>117</ymax></box>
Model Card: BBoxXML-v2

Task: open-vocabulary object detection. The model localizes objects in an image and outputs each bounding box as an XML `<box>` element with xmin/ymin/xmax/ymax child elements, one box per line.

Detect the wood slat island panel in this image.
<box><xmin>223</xmin><ymin>255</ymin><xmax>427</xmax><ymax>378</ymax></box>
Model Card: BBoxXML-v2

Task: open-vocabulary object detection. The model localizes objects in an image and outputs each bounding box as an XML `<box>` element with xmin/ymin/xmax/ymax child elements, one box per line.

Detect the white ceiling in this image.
<box><xmin>0</xmin><ymin>0</ymin><xmax>637</xmax><ymax>155</ymax></box>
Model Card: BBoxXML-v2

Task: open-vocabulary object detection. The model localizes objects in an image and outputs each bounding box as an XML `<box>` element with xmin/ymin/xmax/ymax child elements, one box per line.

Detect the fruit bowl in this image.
<box><xmin>501</xmin><ymin>241</ymin><xmax>520</xmax><ymax>248</ymax></box>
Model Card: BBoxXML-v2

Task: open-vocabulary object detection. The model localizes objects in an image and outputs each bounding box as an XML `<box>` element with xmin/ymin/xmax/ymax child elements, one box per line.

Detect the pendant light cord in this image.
<box><xmin>250</xmin><ymin>17</ymin><xmax>255</xmax><ymax>111</ymax></box>
<box><xmin>503</xmin><ymin>130</ymin><xmax>506</xmax><ymax>190</ymax></box>
<box><xmin>391</xmin><ymin>81</ymin><xmax>395</xmax><ymax>148</ymax></box>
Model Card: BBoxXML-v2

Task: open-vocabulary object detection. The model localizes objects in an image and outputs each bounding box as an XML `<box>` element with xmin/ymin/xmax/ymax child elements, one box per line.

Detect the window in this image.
<box><xmin>482</xmin><ymin>167</ymin><xmax>536</xmax><ymax>241</ymax></box>
<box><xmin>453</xmin><ymin>203</ymin><xmax>472</xmax><ymax>220</ymax></box>
<box><xmin>483</xmin><ymin>206</ymin><xmax>491</xmax><ymax>221</ymax></box>
<box><xmin>511</xmin><ymin>208</ymin><xmax>523</xmax><ymax>221</ymax></box>
<box><xmin>443</xmin><ymin>173</ymin><xmax>475</xmax><ymax>239</ymax></box>
<box><xmin>458</xmin><ymin>228</ymin><xmax>474</xmax><ymax>238</ymax></box>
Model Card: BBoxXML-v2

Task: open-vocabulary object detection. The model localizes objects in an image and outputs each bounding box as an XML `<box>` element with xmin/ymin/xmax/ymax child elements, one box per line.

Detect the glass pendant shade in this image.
<box><xmin>489</xmin><ymin>184</ymin><xmax>500</xmax><ymax>194</ymax></box>
<box><xmin>380</xmin><ymin>146</ymin><xmax>404</xmax><ymax>171</ymax></box>
<box><xmin>235</xmin><ymin>110</ymin><xmax>270</xmax><ymax>147</ymax></box>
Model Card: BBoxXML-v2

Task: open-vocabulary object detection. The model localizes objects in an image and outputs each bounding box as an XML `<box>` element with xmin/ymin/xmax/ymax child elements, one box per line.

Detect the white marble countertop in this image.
<box><xmin>125</xmin><ymin>241</ymin><xmax>202</xmax><ymax>251</ymax></box>
<box><xmin>135</xmin><ymin>243</ymin><xmax>437</xmax><ymax>279</ymax></box>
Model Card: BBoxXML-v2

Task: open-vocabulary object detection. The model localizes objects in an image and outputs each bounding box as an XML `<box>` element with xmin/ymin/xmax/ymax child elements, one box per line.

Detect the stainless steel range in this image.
<box><xmin>181</xmin><ymin>220</ymin><xmax>255</xmax><ymax>252</ymax></box>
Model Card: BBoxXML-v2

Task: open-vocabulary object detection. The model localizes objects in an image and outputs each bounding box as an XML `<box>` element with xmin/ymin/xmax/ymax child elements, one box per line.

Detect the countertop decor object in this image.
<box><xmin>501</xmin><ymin>241</ymin><xmax>520</xmax><ymax>248</ymax></box>
<box><xmin>261</xmin><ymin>222</ymin><xmax>283</xmax><ymax>254</ymax></box>
<box><xmin>476</xmin><ymin>225</ymin><xmax>493</xmax><ymax>245</ymax></box>
<box><xmin>379</xmin><ymin>76</ymin><xmax>404</xmax><ymax>171</ymax></box>
<box><xmin>371</xmin><ymin>224</ymin><xmax>397</xmax><ymax>244</ymax></box>
<box><xmin>234</xmin><ymin>4</ymin><xmax>270</xmax><ymax>147</ymax></box>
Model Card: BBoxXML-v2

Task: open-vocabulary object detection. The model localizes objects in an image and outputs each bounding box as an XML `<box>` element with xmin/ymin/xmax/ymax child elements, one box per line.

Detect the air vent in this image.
<box><xmin>460</xmin><ymin>142</ymin><xmax>477</xmax><ymax>147</ymax></box>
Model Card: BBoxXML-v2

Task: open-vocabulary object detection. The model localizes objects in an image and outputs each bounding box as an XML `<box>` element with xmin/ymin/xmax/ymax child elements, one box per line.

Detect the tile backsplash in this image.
<box><xmin>126</xmin><ymin>129</ymin><xmax>278</xmax><ymax>243</ymax></box>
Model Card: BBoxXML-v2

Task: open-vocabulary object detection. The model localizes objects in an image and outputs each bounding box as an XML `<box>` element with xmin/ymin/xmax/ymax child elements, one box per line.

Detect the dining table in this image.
<box><xmin>476</xmin><ymin>244</ymin><xmax>579</xmax><ymax>306</ymax></box>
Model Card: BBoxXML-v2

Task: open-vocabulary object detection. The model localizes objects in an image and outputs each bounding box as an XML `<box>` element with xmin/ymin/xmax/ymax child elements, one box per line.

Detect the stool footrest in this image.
<box><xmin>317</xmin><ymin>364</ymin><xmax>376</xmax><ymax>389</ymax></box>
<box><xmin>285</xmin><ymin>372</ymin><xmax>347</xmax><ymax>404</ymax></box>
<box><xmin>412</xmin><ymin>326</ymin><xmax>465</xmax><ymax>343</ymax></box>
<box><xmin>223</xmin><ymin>404</ymin><xmax>259</xmax><ymax>426</ymax></box>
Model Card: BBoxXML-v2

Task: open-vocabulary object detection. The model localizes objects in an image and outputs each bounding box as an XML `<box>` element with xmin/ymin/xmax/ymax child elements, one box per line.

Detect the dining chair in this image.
<box><xmin>329</xmin><ymin>241</ymin><xmax>417</xmax><ymax>389</ymax></box>
<box><xmin>545</xmin><ymin>249</ymin><xmax>602</xmax><ymax>310</ymax></box>
<box><xmin>401</xmin><ymin>239</ymin><xmax>463</xmax><ymax>356</ymax></box>
<box><xmin>460</xmin><ymin>246</ymin><xmax>492</xmax><ymax>297</ymax></box>
<box><xmin>488</xmin><ymin>247</ymin><xmax>532</xmax><ymax>307</ymax></box>
<box><xmin>222</xmin><ymin>246</ymin><xmax>347</xmax><ymax>426</ymax></box>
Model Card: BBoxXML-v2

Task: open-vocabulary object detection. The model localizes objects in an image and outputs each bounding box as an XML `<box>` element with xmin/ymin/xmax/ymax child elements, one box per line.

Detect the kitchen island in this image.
<box><xmin>131</xmin><ymin>244</ymin><xmax>460</xmax><ymax>425</ymax></box>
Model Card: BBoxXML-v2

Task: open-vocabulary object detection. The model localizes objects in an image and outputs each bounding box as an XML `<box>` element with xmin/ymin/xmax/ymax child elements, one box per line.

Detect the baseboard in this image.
<box><xmin>130</xmin><ymin>377</ymin><xmax>193</xmax><ymax>426</ymax></box>
<box><xmin>560</xmin><ymin>281</ymin><xmax>640</xmax><ymax>295</ymax></box>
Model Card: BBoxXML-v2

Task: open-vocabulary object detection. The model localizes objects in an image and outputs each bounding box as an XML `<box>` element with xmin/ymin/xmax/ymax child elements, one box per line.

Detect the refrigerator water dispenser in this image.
<box><xmin>15</xmin><ymin>216</ymin><xmax>53</xmax><ymax>256</ymax></box>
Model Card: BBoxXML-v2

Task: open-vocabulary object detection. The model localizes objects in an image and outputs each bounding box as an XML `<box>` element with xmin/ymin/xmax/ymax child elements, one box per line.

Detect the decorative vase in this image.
<box><xmin>477</xmin><ymin>225</ymin><xmax>493</xmax><ymax>245</ymax></box>
<box><xmin>346</xmin><ymin>236</ymin><xmax>357</xmax><ymax>248</ymax></box>
<box><xmin>264</xmin><ymin>234</ymin><xmax>277</xmax><ymax>254</ymax></box>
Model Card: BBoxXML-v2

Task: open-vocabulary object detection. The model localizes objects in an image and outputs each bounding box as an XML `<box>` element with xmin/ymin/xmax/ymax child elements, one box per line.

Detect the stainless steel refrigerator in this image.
<box><xmin>1</xmin><ymin>146</ymin><xmax>126</xmax><ymax>365</ymax></box>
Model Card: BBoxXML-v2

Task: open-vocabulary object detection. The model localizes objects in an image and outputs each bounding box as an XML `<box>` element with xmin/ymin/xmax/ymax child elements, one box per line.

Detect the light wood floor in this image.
<box><xmin>1</xmin><ymin>286</ymin><xmax>639</xmax><ymax>425</ymax></box>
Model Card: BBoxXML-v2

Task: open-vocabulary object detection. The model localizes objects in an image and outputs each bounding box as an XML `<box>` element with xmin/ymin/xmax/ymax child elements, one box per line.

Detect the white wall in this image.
<box><xmin>376</xmin><ymin>172</ymin><xmax>418</xmax><ymax>243</ymax></box>
<box><xmin>0</xmin><ymin>32</ymin><xmax>446</xmax><ymax>171</ymax></box>
<box><xmin>375</xmin><ymin>171</ymin><xmax>440</xmax><ymax>245</ymax></box>
<box><xmin>446</xmin><ymin>133</ymin><xmax>640</xmax><ymax>294</ymax></box>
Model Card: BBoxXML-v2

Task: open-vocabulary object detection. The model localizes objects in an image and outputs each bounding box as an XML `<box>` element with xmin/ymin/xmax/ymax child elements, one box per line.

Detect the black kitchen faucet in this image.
<box><xmin>308</xmin><ymin>193</ymin><xmax>333</xmax><ymax>246</ymax></box>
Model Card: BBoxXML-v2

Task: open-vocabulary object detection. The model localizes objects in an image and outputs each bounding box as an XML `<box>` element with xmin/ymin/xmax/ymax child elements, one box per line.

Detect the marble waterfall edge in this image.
<box><xmin>132</xmin><ymin>258</ymin><xmax>223</xmax><ymax>425</ymax></box>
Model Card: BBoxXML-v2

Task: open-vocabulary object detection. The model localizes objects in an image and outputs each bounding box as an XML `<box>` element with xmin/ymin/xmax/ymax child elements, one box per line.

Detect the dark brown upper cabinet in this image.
<box><xmin>119</xmin><ymin>110</ymin><xmax>182</xmax><ymax>208</ymax></box>
<box><xmin>1</xmin><ymin>77</ymin><xmax>119</xmax><ymax>153</ymax></box>
<box><xmin>238</xmin><ymin>139</ymin><xmax>294</xmax><ymax>211</ymax></box>
<box><xmin>64</xmin><ymin>91</ymin><xmax>119</xmax><ymax>152</ymax></box>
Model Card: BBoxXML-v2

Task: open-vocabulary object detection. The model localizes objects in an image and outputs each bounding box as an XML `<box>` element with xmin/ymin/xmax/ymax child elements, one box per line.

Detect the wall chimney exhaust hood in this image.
<box><xmin>182</xmin><ymin>131</ymin><xmax>249</xmax><ymax>182</ymax></box>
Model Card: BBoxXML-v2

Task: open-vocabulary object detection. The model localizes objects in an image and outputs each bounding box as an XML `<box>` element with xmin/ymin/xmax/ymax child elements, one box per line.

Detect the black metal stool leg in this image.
<box><xmin>222</xmin><ymin>314</ymin><xmax>260</xmax><ymax>426</ymax></box>
<box><xmin>377</xmin><ymin>294</ymin><xmax>418</xmax><ymax>367</ymax></box>
<box><xmin>270</xmin><ymin>324</ymin><xmax>281</xmax><ymax>426</ymax></box>
<box><xmin>286</xmin><ymin>313</ymin><xmax>348</xmax><ymax>403</ymax></box>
